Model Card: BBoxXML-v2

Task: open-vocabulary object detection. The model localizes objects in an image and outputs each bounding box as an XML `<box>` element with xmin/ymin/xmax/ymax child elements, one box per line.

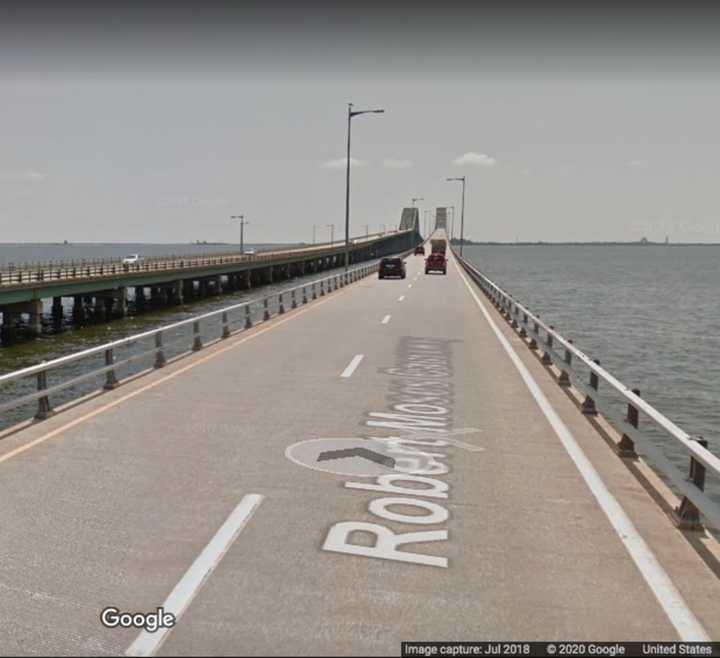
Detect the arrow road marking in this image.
<box><xmin>317</xmin><ymin>447</ymin><xmax>396</xmax><ymax>468</ymax></box>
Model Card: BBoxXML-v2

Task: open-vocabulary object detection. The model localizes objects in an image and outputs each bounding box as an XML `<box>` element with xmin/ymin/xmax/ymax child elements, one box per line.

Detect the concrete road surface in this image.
<box><xmin>0</xmin><ymin>251</ymin><xmax>718</xmax><ymax>656</ymax></box>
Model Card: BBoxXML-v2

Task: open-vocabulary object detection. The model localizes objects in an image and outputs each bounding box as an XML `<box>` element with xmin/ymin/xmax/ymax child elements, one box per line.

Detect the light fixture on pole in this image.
<box><xmin>446</xmin><ymin>176</ymin><xmax>466</xmax><ymax>255</ymax></box>
<box><xmin>412</xmin><ymin>197</ymin><xmax>423</xmax><ymax>206</ymax></box>
<box><xmin>344</xmin><ymin>102</ymin><xmax>384</xmax><ymax>270</ymax></box>
<box><xmin>230</xmin><ymin>215</ymin><xmax>248</xmax><ymax>254</ymax></box>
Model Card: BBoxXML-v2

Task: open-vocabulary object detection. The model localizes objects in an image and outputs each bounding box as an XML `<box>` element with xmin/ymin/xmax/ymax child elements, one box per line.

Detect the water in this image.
<box><xmin>463</xmin><ymin>244</ymin><xmax>720</xmax><ymax>513</ymax></box>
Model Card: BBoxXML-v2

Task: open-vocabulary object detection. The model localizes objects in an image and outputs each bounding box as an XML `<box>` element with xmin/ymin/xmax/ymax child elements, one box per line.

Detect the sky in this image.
<box><xmin>2</xmin><ymin>1</ymin><xmax>720</xmax><ymax>244</ymax></box>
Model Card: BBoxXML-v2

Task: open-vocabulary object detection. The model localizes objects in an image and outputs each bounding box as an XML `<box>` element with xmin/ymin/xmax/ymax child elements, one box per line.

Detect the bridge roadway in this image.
<box><xmin>0</xmin><ymin>251</ymin><xmax>718</xmax><ymax>655</ymax></box>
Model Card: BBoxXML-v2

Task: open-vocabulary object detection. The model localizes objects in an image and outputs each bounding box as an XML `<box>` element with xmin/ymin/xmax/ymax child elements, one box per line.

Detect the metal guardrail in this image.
<box><xmin>0</xmin><ymin>262</ymin><xmax>380</xmax><ymax>424</ymax></box>
<box><xmin>0</xmin><ymin>231</ymin><xmax>406</xmax><ymax>287</ymax></box>
<box><xmin>454</xmin><ymin>249</ymin><xmax>720</xmax><ymax>532</ymax></box>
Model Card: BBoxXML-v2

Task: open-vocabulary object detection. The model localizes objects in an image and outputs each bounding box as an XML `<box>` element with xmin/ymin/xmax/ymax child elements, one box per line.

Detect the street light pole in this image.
<box><xmin>327</xmin><ymin>223</ymin><xmax>334</xmax><ymax>244</ymax></box>
<box><xmin>446</xmin><ymin>177</ymin><xmax>466</xmax><ymax>255</ymax></box>
<box><xmin>363</xmin><ymin>224</ymin><xmax>369</xmax><ymax>237</ymax></box>
<box><xmin>449</xmin><ymin>205</ymin><xmax>455</xmax><ymax>241</ymax></box>
<box><xmin>313</xmin><ymin>224</ymin><xmax>317</xmax><ymax>245</ymax></box>
<box><xmin>344</xmin><ymin>103</ymin><xmax>384</xmax><ymax>271</ymax></box>
<box><xmin>230</xmin><ymin>215</ymin><xmax>248</xmax><ymax>254</ymax></box>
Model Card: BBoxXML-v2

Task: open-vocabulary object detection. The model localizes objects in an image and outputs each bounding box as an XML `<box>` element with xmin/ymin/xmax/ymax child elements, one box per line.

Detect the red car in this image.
<box><xmin>425</xmin><ymin>253</ymin><xmax>447</xmax><ymax>275</ymax></box>
<box><xmin>414</xmin><ymin>245</ymin><xmax>425</xmax><ymax>255</ymax></box>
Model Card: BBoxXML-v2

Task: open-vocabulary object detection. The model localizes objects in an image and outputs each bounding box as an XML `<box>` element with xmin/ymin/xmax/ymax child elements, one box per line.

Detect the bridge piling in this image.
<box><xmin>52</xmin><ymin>297</ymin><xmax>64</xmax><ymax>329</ymax></box>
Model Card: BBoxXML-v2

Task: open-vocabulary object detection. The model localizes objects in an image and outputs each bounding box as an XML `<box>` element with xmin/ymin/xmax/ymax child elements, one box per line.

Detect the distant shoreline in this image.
<box><xmin>450</xmin><ymin>239</ymin><xmax>720</xmax><ymax>246</ymax></box>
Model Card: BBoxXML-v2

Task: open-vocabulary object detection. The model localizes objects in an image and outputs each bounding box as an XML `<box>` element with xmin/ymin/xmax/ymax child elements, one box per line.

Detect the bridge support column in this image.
<box><xmin>172</xmin><ymin>280</ymin><xmax>184</xmax><ymax>304</ymax></box>
<box><xmin>213</xmin><ymin>275</ymin><xmax>222</xmax><ymax>295</ymax></box>
<box><xmin>242</xmin><ymin>270</ymin><xmax>252</xmax><ymax>289</ymax></box>
<box><xmin>117</xmin><ymin>288</ymin><xmax>128</xmax><ymax>317</ymax></box>
<box><xmin>73</xmin><ymin>296</ymin><xmax>86</xmax><ymax>324</ymax></box>
<box><xmin>26</xmin><ymin>300</ymin><xmax>43</xmax><ymax>336</ymax></box>
<box><xmin>0</xmin><ymin>307</ymin><xmax>18</xmax><ymax>344</ymax></box>
<box><xmin>94</xmin><ymin>296</ymin><xmax>107</xmax><ymax>321</ymax></box>
<box><xmin>198</xmin><ymin>279</ymin><xmax>209</xmax><ymax>298</ymax></box>
<box><xmin>52</xmin><ymin>297</ymin><xmax>64</xmax><ymax>329</ymax></box>
<box><xmin>265</xmin><ymin>267</ymin><xmax>274</xmax><ymax>284</ymax></box>
<box><xmin>134</xmin><ymin>287</ymin><xmax>146</xmax><ymax>310</ymax></box>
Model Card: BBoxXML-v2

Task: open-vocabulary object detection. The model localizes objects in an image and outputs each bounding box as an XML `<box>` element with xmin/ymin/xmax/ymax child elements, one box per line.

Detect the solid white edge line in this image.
<box><xmin>381</xmin><ymin>315</ymin><xmax>391</xmax><ymax>325</ymax></box>
<box><xmin>454</xmin><ymin>261</ymin><xmax>710</xmax><ymax>642</ymax></box>
<box><xmin>125</xmin><ymin>494</ymin><xmax>265</xmax><ymax>657</ymax></box>
<box><xmin>341</xmin><ymin>354</ymin><xmax>365</xmax><ymax>378</ymax></box>
<box><xmin>398</xmin><ymin>295</ymin><xmax>405</xmax><ymax>302</ymax></box>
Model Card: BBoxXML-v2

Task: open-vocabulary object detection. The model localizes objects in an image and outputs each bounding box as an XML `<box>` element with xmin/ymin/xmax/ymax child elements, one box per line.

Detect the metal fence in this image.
<box><xmin>0</xmin><ymin>231</ymin><xmax>403</xmax><ymax>287</ymax></box>
<box><xmin>454</xmin><ymin>249</ymin><xmax>720</xmax><ymax>533</ymax></box>
<box><xmin>0</xmin><ymin>262</ymin><xmax>379</xmax><ymax>427</ymax></box>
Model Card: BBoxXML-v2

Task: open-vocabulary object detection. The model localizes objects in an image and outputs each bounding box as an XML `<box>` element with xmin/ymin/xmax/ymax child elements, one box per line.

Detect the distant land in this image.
<box><xmin>449</xmin><ymin>238</ymin><xmax>720</xmax><ymax>246</ymax></box>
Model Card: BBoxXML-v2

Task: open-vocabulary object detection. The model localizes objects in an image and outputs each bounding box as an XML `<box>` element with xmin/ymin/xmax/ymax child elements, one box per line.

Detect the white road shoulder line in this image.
<box><xmin>454</xmin><ymin>261</ymin><xmax>709</xmax><ymax>642</ymax></box>
<box><xmin>126</xmin><ymin>494</ymin><xmax>264</xmax><ymax>657</ymax></box>
<box><xmin>381</xmin><ymin>314</ymin><xmax>391</xmax><ymax>324</ymax></box>
<box><xmin>341</xmin><ymin>354</ymin><xmax>365</xmax><ymax>378</ymax></box>
<box><xmin>397</xmin><ymin>295</ymin><xmax>405</xmax><ymax>302</ymax></box>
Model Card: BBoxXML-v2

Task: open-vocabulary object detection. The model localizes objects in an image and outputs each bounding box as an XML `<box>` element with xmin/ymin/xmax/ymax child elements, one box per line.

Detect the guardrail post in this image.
<box><xmin>245</xmin><ymin>305</ymin><xmax>252</xmax><ymax>329</ymax></box>
<box><xmin>302</xmin><ymin>286</ymin><xmax>308</xmax><ymax>304</ymax></box>
<box><xmin>278</xmin><ymin>293</ymin><xmax>285</xmax><ymax>314</ymax></box>
<box><xmin>221</xmin><ymin>311</ymin><xmax>230</xmax><ymax>338</ymax></box>
<box><xmin>104</xmin><ymin>347</ymin><xmax>118</xmax><ymax>390</ymax></box>
<box><xmin>519</xmin><ymin>311</ymin><xmax>528</xmax><ymax>338</ymax></box>
<box><xmin>581</xmin><ymin>359</ymin><xmax>600</xmax><ymax>415</ymax></box>
<box><xmin>542</xmin><ymin>326</ymin><xmax>554</xmax><ymax>364</ymax></box>
<box><xmin>34</xmin><ymin>367</ymin><xmax>53</xmax><ymax>420</ymax></box>
<box><xmin>263</xmin><ymin>297</ymin><xmax>270</xmax><ymax>320</ymax></box>
<box><xmin>673</xmin><ymin>436</ymin><xmax>708</xmax><ymax>530</ymax></box>
<box><xmin>192</xmin><ymin>320</ymin><xmax>203</xmax><ymax>350</ymax></box>
<box><xmin>291</xmin><ymin>289</ymin><xmax>297</xmax><ymax>309</ymax></box>
<box><xmin>320</xmin><ymin>280</ymin><xmax>325</xmax><ymax>296</ymax></box>
<box><xmin>529</xmin><ymin>318</ymin><xmax>539</xmax><ymax>350</ymax></box>
<box><xmin>617</xmin><ymin>388</ymin><xmax>640</xmax><ymax>457</ymax></box>
<box><xmin>154</xmin><ymin>332</ymin><xmax>167</xmax><ymax>368</ymax></box>
<box><xmin>312</xmin><ymin>282</ymin><xmax>317</xmax><ymax>300</ymax></box>
<box><xmin>558</xmin><ymin>339</ymin><xmax>572</xmax><ymax>387</ymax></box>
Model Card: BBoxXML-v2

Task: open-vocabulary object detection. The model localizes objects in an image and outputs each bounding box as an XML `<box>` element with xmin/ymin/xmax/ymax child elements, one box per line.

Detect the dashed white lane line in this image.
<box><xmin>381</xmin><ymin>315</ymin><xmax>391</xmax><ymax>324</ymax></box>
<box><xmin>341</xmin><ymin>354</ymin><xmax>365</xmax><ymax>378</ymax></box>
<box><xmin>397</xmin><ymin>295</ymin><xmax>405</xmax><ymax>302</ymax></box>
<box><xmin>408</xmin><ymin>284</ymin><xmax>413</xmax><ymax>288</ymax></box>
<box><xmin>454</xmin><ymin>258</ymin><xmax>710</xmax><ymax>642</ymax></box>
<box><xmin>126</xmin><ymin>494</ymin><xmax>264</xmax><ymax>657</ymax></box>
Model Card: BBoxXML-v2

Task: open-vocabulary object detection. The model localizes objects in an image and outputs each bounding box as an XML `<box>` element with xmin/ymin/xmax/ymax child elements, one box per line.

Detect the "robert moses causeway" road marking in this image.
<box><xmin>287</xmin><ymin>336</ymin><xmax>483</xmax><ymax>569</ymax></box>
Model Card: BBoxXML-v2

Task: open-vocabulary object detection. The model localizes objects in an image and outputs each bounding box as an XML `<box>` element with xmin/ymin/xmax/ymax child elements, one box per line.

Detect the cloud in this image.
<box><xmin>320</xmin><ymin>157</ymin><xmax>368</xmax><ymax>169</ymax></box>
<box><xmin>626</xmin><ymin>159</ymin><xmax>649</xmax><ymax>169</ymax></box>
<box><xmin>0</xmin><ymin>170</ymin><xmax>46</xmax><ymax>182</ymax></box>
<box><xmin>452</xmin><ymin>152</ymin><xmax>497</xmax><ymax>167</ymax></box>
<box><xmin>382</xmin><ymin>158</ymin><xmax>414</xmax><ymax>169</ymax></box>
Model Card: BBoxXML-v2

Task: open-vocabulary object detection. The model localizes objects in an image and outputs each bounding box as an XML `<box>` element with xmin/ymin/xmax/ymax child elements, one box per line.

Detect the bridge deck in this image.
<box><xmin>0</xmin><ymin>252</ymin><xmax>718</xmax><ymax>655</ymax></box>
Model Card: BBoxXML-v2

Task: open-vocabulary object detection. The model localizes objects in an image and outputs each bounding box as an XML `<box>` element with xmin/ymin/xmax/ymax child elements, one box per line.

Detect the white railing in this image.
<box><xmin>454</xmin><ymin>248</ymin><xmax>720</xmax><ymax>532</ymax></box>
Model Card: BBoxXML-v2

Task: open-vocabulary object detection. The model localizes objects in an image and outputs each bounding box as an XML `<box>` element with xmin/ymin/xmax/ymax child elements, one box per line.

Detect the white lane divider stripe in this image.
<box><xmin>341</xmin><ymin>354</ymin><xmax>365</xmax><ymax>378</ymax></box>
<box><xmin>454</xmin><ymin>261</ymin><xmax>710</xmax><ymax>642</ymax></box>
<box><xmin>398</xmin><ymin>295</ymin><xmax>405</xmax><ymax>302</ymax></box>
<box><xmin>381</xmin><ymin>315</ymin><xmax>391</xmax><ymax>324</ymax></box>
<box><xmin>408</xmin><ymin>284</ymin><xmax>413</xmax><ymax>288</ymax></box>
<box><xmin>126</xmin><ymin>494</ymin><xmax>265</xmax><ymax>657</ymax></box>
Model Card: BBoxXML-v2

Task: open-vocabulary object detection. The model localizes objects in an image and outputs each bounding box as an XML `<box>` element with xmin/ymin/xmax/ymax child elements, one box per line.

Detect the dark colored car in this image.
<box><xmin>414</xmin><ymin>245</ymin><xmax>425</xmax><ymax>255</ymax></box>
<box><xmin>378</xmin><ymin>257</ymin><xmax>407</xmax><ymax>279</ymax></box>
<box><xmin>425</xmin><ymin>253</ymin><xmax>447</xmax><ymax>275</ymax></box>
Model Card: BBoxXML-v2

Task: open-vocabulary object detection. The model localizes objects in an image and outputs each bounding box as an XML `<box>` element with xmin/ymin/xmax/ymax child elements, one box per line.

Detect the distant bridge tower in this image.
<box><xmin>435</xmin><ymin>207</ymin><xmax>448</xmax><ymax>231</ymax></box>
<box><xmin>400</xmin><ymin>207</ymin><xmax>420</xmax><ymax>231</ymax></box>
